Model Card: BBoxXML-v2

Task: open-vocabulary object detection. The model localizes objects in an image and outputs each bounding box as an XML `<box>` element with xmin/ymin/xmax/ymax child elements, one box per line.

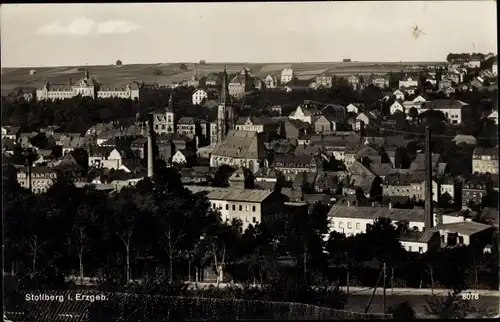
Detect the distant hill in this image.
<box><xmin>1</xmin><ymin>61</ymin><xmax>443</xmax><ymax>94</ymax></box>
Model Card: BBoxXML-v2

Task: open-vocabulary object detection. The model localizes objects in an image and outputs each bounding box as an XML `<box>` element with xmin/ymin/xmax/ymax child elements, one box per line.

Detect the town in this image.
<box><xmin>3</xmin><ymin>53</ymin><xmax>499</xmax><ymax>319</ymax></box>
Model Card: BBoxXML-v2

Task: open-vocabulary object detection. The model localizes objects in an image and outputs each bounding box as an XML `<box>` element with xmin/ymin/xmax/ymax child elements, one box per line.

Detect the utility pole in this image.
<box><xmin>383</xmin><ymin>261</ymin><xmax>387</xmax><ymax>314</ymax></box>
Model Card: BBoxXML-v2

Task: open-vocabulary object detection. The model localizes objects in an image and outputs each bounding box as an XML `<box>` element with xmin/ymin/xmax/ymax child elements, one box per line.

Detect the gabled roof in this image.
<box><xmin>212</xmin><ymin>130</ymin><xmax>267</xmax><ymax>159</ymax></box>
<box><xmin>328</xmin><ymin>204</ymin><xmax>425</xmax><ymax>223</ymax></box>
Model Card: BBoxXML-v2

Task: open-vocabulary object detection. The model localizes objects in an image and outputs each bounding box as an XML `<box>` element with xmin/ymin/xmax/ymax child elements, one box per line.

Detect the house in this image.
<box><xmin>438</xmin><ymin>176</ymin><xmax>462</xmax><ymax>206</ymax></box>
<box><xmin>409</xmin><ymin>172</ymin><xmax>440</xmax><ymax>202</ymax></box>
<box><xmin>492</xmin><ymin>58</ymin><xmax>498</xmax><ymax>76</ymax></box>
<box><xmin>327</xmin><ymin>203</ymin><xmax>426</xmax><ymax>238</ymax></box>
<box><xmin>228</xmin><ymin>69</ymin><xmax>257</xmax><ymax>99</ymax></box>
<box><xmin>17</xmin><ymin>166</ymin><xmax>58</xmax><ymax>194</ymax></box>
<box><xmin>431</xmin><ymin>221</ymin><xmax>495</xmax><ymax>248</ymax></box>
<box><xmin>61</xmin><ymin>136</ymin><xmax>89</xmax><ymax>155</ymax></box>
<box><xmin>1</xmin><ymin>126</ymin><xmax>20</xmax><ymax>140</ymax></box>
<box><xmin>210</xmin><ymin>130</ymin><xmax>267</xmax><ymax>174</ymax></box>
<box><xmin>152</xmin><ymin>107</ymin><xmax>176</xmax><ymax>135</ymax></box>
<box><xmin>2</xmin><ymin>138</ymin><xmax>16</xmax><ymax>155</ymax></box>
<box><xmin>100</xmin><ymin>148</ymin><xmax>140</xmax><ymax>170</ymax></box>
<box><xmin>205</xmin><ymin>73</ymin><xmax>222</xmax><ymax>87</ymax></box>
<box><xmin>347</xmin><ymin>161</ymin><xmax>379</xmax><ymax>196</ymax></box>
<box><xmin>346</xmin><ymin>103</ymin><xmax>364</xmax><ymax>114</ymax></box>
<box><xmin>176</xmin><ymin>117</ymin><xmax>199</xmax><ymax>139</ymax></box>
<box><xmin>390</xmin><ymin>101</ymin><xmax>405</xmax><ymax>115</ymax></box>
<box><xmin>383</xmin><ymin>173</ymin><xmax>412</xmax><ymax>197</ymax></box>
<box><xmin>234</xmin><ymin>116</ymin><xmax>278</xmax><ymax>139</ymax></box>
<box><xmin>461</xmin><ymin>175</ymin><xmax>491</xmax><ymax>209</ymax></box>
<box><xmin>472</xmin><ymin>146</ymin><xmax>498</xmax><ymax>174</ymax></box>
<box><xmin>315</xmin><ymin>72</ymin><xmax>333</xmax><ymax>88</ymax></box>
<box><xmin>392</xmin><ymin>89</ymin><xmax>405</xmax><ymax>100</ymax></box>
<box><xmin>130</xmin><ymin>137</ymin><xmax>147</xmax><ymax>159</ymax></box>
<box><xmin>280</xmin><ymin>68</ymin><xmax>295</xmax><ymax>84</ymax></box>
<box><xmin>470</xmin><ymin>78</ymin><xmax>484</xmax><ymax>89</ymax></box>
<box><xmin>192</xmin><ymin>89</ymin><xmax>208</xmax><ymax>105</ymax></box>
<box><xmin>371</xmin><ymin>76</ymin><xmax>390</xmax><ymax>89</ymax></box>
<box><xmin>485</xmin><ymin>110</ymin><xmax>498</xmax><ymax>125</ymax></box>
<box><xmin>466</xmin><ymin>60</ymin><xmax>481</xmax><ymax>69</ymax></box>
<box><xmin>272</xmin><ymin>154</ymin><xmax>318</xmax><ymax>181</ymax></box>
<box><xmin>419</xmin><ymin>99</ymin><xmax>469</xmax><ymax>125</ymax></box>
<box><xmin>399</xmin><ymin>76</ymin><xmax>419</xmax><ymax>89</ymax></box>
<box><xmin>85</xmin><ymin>122</ymin><xmax>115</xmax><ymax>137</ymax></box>
<box><xmin>439</xmin><ymin>79</ymin><xmax>452</xmax><ymax>90</ymax></box>
<box><xmin>278</xmin><ymin>119</ymin><xmax>312</xmax><ymax>140</ymax></box>
<box><xmin>288</xmin><ymin>104</ymin><xmax>322</xmax><ymax>124</ymax></box>
<box><xmin>185</xmin><ymin>185</ymin><xmax>287</xmax><ymax>232</ymax></box>
<box><xmin>405</xmin><ymin>86</ymin><xmax>418</xmax><ymax>96</ymax></box>
<box><xmin>346</xmin><ymin>74</ymin><xmax>360</xmax><ymax>89</ymax></box>
<box><xmin>314</xmin><ymin>115</ymin><xmax>342</xmax><ymax>133</ymax></box>
<box><xmin>399</xmin><ymin>230</ymin><xmax>441</xmax><ymax>253</ymax></box>
<box><xmin>88</xmin><ymin>146</ymin><xmax>114</xmax><ymax>168</ymax></box>
<box><xmin>171</xmin><ymin>149</ymin><xmax>196</xmax><ymax>166</ymax></box>
<box><xmin>264</xmin><ymin>75</ymin><xmax>280</xmax><ymax>88</ymax></box>
<box><xmin>354</xmin><ymin>112</ymin><xmax>377</xmax><ymax>131</ymax></box>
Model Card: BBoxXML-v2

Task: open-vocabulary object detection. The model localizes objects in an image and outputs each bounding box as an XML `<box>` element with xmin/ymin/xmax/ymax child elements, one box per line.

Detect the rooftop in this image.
<box><xmin>432</xmin><ymin>221</ymin><xmax>494</xmax><ymax>236</ymax></box>
<box><xmin>328</xmin><ymin>204</ymin><xmax>425</xmax><ymax>223</ymax></box>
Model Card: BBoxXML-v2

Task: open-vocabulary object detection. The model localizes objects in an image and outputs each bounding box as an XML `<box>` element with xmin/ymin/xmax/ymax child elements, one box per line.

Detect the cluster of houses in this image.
<box><xmin>3</xmin><ymin>56</ymin><xmax>498</xmax><ymax>257</ymax></box>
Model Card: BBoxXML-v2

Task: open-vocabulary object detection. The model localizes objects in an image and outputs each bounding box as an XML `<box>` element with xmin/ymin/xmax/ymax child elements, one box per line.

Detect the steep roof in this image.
<box><xmin>328</xmin><ymin>204</ymin><xmax>425</xmax><ymax>223</ymax></box>
<box><xmin>212</xmin><ymin>130</ymin><xmax>267</xmax><ymax>159</ymax></box>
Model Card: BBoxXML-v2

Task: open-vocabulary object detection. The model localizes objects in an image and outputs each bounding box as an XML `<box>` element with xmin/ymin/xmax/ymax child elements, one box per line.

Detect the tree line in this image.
<box><xmin>3</xmin><ymin>165</ymin><xmax>498</xmax><ymax>293</ymax></box>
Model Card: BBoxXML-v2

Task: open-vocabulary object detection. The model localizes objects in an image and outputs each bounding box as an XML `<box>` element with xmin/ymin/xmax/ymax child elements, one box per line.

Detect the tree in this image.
<box><xmin>388</xmin><ymin>301</ymin><xmax>416</xmax><ymax>320</ymax></box>
<box><xmin>199</xmin><ymin>218</ymin><xmax>242</xmax><ymax>287</ymax></box>
<box><xmin>153</xmin><ymin>68</ymin><xmax>163</xmax><ymax>76</ymax></box>
<box><xmin>424</xmin><ymin>291</ymin><xmax>472</xmax><ymax>319</ymax></box>
<box><xmin>408</xmin><ymin>107</ymin><xmax>419</xmax><ymax>122</ymax></box>
<box><xmin>116</xmin><ymin>60</ymin><xmax>123</xmax><ymax>66</ymax></box>
<box><xmin>110</xmin><ymin>188</ymin><xmax>140</xmax><ymax>282</ymax></box>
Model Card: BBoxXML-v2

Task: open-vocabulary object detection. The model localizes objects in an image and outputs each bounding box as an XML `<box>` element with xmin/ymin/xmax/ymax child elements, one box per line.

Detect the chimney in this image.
<box><xmin>425</xmin><ymin>126</ymin><xmax>433</xmax><ymax>229</ymax></box>
<box><xmin>147</xmin><ymin>113</ymin><xmax>154</xmax><ymax>178</ymax></box>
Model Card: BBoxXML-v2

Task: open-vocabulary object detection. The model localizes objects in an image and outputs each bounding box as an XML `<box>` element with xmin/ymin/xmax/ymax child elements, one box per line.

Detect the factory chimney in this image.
<box><xmin>147</xmin><ymin>112</ymin><xmax>154</xmax><ymax>178</ymax></box>
<box><xmin>424</xmin><ymin>126</ymin><xmax>433</xmax><ymax>229</ymax></box>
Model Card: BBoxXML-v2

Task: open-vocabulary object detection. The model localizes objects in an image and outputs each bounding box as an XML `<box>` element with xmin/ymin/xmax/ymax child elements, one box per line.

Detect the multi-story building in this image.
<box><xmin>272</xmin><ymin>154</ymin><xmax>317</xmax><ymax>181</ymax></box>
<box><xmin>280</xmin><ymin>68</ymin><xmax>295</xmax><ymax>84</ymax></box>
<box><xmin>327</xmin><ymin>203</ymin><xmax>426</xmax><ymax>238</ymax></box>
<box><xmin>315</xmin><ymin>73</ymin><xmax>333</xmax><ymax>88</ymax></box>
<box><xmin>383</xmin><ymin>173</ymin><xmax>412</xmax><ymax>197</ymax></box>
<box><xmin>210</xmin><ymin>130</ymin><xmax>267</xmax><ymax>174</ymax></box>
<box><xmin>398</xmin><ymin>76</ymin><xmax>419</xmax><ymax>89</ymax></box>
<box><xmin>439</xmin><ymin>176</ymin><xmax>462</xmax><ymax>206</ymax></box>
<box><xmin>185</xmin><ymin>185</ymin><xmax>287</xmax><ymax>232</ymax></box>
<box><xmin>472</xmin><ymin>146</ymin><xmax>498</xmax><ymax>174</ymax></box>
<box><xmin>371</xmin><ymin>76</ymin><xmax>390</xmax><ymax>89</ymax></box>
<box><xmin>419</xmin><ymin>99</ymin><xmax>469</xmax><ymax>125</ymax></box>
<box><xmin>36</xmin><ymin>70</ymin><xmax>140</xmax><ymax>101</ymax></box>
<box><xmin>17</xmin><ymin>166</ymin><xmax>58</xmax><ymax>194</ymax></box>
<box><xmin>288</xmin><ymin>104</ymin><xmax>322</xmax><ymax>124</ymax></box>
<box><xmin>410</xmin><ymin>173</ymin><xmax>439</xmax><ymax>202</ymax></box>
<box><xmin>234</xmin><ymin>116</ymin><xmax>278</xmax><ymax>139</ymax></box>
<box><xmin>264</xmin><ymin>74</ymin><xmax>279</xmax><ymax>89</ymax></box>
<box><xmin>462</xmin><ymin>175</ymin><xmax>491</xmax><ymax>209</ymax></box>
<box><xmin>152</xmin><ymin>96</ymin><xmax>176</xmax><ymax>135</ymax></box>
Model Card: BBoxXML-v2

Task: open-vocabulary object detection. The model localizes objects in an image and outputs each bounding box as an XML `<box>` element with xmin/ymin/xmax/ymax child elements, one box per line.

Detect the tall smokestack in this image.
<box><xmin>425</xmin><ymin>126</ymin><xmax>433</xmax><ymax>229</ymax></box>
<box><xmin>147</xmin><ymin>113</ymin><xmax>154</xmax><ymax>178</ymax></box>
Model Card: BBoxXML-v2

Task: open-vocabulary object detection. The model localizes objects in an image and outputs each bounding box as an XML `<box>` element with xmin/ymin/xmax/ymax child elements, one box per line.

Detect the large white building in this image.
<box><xmin>418</xmin><ymin>100</ymin><xmax>469</xmax><ymax>125</ymax></box>
<box><xmin>184</xmin><ymin>185</ymin><xmax>286</xmax><ymax>232</ymax></box>
<box><xmin>280</xmin><ymin>68</ymin><xmax>295</xmax><ymax>84</ymax></box>
<box><xmin>36</xmin><ymin>69</ymin><xmax>140</xmax><ymax>101</ymax></box>
<box><xmin>288</xmin><ymin>104</ymin><xmax>322</xmax><ymax>124</ymax></box>
<box><xmin>327</xmin><ymin>203</ymin><xmax>426</xmax><ymax>237</ymax></box>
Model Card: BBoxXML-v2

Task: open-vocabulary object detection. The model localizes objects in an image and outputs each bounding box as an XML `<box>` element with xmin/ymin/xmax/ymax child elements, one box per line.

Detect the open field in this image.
<box><xmin>1</xmin><ymin>61</ymin><xmax>443</xmax><ymax>93</ymax></box>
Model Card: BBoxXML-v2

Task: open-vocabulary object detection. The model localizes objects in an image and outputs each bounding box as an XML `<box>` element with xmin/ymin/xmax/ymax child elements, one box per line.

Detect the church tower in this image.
<box><xmin>217</xmin><ymin>65</ymin><xmax>234</xmax><ymax>143</ymax></box>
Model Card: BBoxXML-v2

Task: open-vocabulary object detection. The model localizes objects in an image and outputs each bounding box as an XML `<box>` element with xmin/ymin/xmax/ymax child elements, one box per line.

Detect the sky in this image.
<box><xmin>1</xmin><ymin>2</ymin><xmax>497</xmax><ymax>67</ymax></box>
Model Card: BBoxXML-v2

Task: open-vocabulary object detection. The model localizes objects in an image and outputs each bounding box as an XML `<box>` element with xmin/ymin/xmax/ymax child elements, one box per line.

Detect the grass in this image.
<box><xmin>1</xmin><ymin>61</ymin><xmax>441</xmax><ymax>91</ymax></box>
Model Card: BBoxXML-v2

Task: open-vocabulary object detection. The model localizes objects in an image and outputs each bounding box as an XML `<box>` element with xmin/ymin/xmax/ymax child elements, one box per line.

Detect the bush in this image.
<box><xmin>116</xmin><ymin>60</ymin><xmax>123</xmax><ymax>66</ymax></box>
<box><xmin>153</xmin><ymin>68</ymin><xmax>163</xmax><ymax>76</ymax></box>
<box><xmin>388</xmin><ymin>301</ymin><xmax>416</xmax><ymax>320</ymax></box>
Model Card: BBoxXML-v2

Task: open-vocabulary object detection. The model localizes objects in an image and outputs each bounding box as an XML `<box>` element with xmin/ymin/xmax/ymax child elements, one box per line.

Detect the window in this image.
<box><xmin>339</xmin><ymin>222</ymin><xmax>344</xmax><ymax>228</ymax></box>
<box><xmin>226</xmin><ymin>204</ymin><xmax>229</xmax><ymax>210</ymax></box>
<box><xmin>332</xmin><ymin>222</ymin><xmax>335</xmax><ymax>228</ymax></box>
<box><xmin>239</xmin><ymin>205</ymin><xmax>242</xmax><ymax>211</ymax></box>
<box><xmin>408</xmin><ymin>246</ymin><xmax>412</xmax><ymax>252</ymax></box>
<box><xmin>418</xmin><ymin>247</ymin><xmax>423</xmax><ymax>253</ymax></box>
<box><xmin>245</xmin><ymin>205</ymin><xmax>249</xmax><ymax>211</ymax></box>
<box><xmin>356</xmin><ymin>223</ymin><xmax>360</xmax><ymax>230</ymax></box>
<box><xmin>252</xmin><ymin>206</ymin><xmax>256</xmax><ymax>212</ymax></box>
<box><xmin>232</xmin><ymin>205</ymin><xmax>236</xmax><ymax>211</ymax></box>
<box><xmin>252</xmin><ymin>217</ymin><xmax>256</xmax><ymax>223</ymax></box>
<box><xmin>347</xmin><ymin>222</ymin><xmax>352</xmax><ymax>229</ymax></box>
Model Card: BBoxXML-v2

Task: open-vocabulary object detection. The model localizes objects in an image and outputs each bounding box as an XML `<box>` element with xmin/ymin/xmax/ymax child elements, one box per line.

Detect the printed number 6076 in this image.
<box><xmin>462</xmin><ymin>292</ymin><xmax>479</xmax><ymax>300</ymax></box>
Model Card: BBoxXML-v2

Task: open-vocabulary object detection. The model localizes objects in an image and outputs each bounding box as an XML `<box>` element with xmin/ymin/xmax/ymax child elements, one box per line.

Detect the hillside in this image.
<box><xmin>1</xmin><ymin>61</ymin><xmax>442</xmax><ymax>95</ymax></box>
